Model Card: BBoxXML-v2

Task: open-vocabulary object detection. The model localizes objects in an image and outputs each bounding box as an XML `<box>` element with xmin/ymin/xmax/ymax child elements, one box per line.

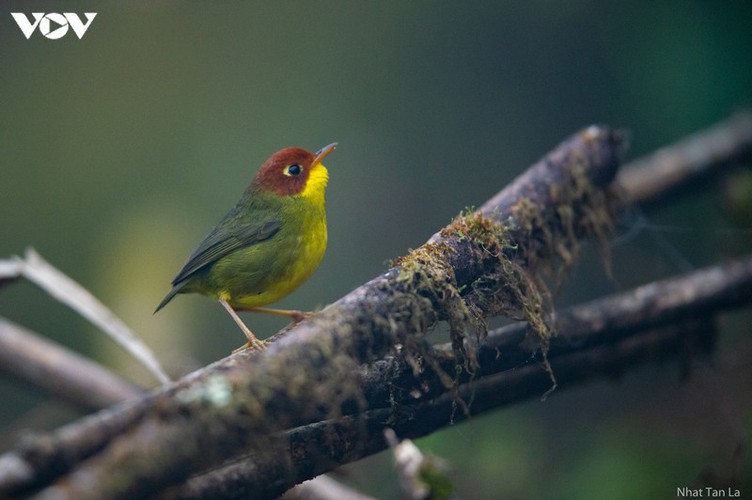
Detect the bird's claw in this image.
<box><xmin>232</xmin><ymin>338</ymin><xmax>267</xmax><ymax>354</ymax></box>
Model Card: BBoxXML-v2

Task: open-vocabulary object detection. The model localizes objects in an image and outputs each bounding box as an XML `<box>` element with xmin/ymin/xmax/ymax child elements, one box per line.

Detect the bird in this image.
<box><xmin>155</xmin><ymin>143</ymin><xmax>337</xmax><ymax>351</ymax></box>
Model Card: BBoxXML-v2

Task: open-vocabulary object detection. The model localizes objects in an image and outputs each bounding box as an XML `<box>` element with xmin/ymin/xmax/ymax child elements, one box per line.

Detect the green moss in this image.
<box><xmin>387</xmin><ymin>162</ymin><xmax>616</xmax><ymax>400</ymax></box>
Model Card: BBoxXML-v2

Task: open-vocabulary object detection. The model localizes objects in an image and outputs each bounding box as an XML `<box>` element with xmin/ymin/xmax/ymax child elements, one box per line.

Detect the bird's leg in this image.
<box><xmin>218</xmin><ymin>299</ymin><xmax>267</xmax><ymax>352</ymax></box>
<box><xmin>236</xmin><ymin>306</ymin><xmax>312</xmax><ymax>324</ymax></box>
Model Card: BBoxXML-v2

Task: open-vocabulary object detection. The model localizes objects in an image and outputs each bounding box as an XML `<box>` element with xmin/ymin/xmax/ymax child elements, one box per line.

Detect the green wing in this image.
<box><xmin>171</xmin><ymin>217</ymin><xmax>280</xmax><ymax>286</ymax></box>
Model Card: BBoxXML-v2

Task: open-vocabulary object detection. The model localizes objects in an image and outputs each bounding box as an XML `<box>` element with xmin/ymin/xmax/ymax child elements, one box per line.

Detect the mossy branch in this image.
<box><xmin>167</xmin><ymin>255</ymin><xmax>752</xmax><ymax>499</ymax></box>
<box><xmin>0</xmin><ymin>125</ymin><xmax>623</xmax><ymax>498</ymax></box>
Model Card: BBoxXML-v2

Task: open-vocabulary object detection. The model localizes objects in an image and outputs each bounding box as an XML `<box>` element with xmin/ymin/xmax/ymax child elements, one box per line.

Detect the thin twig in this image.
<box><xmin>4</xmin><ymin>248</ymin><xmax>171</xmax><ymax>385</ymax></box>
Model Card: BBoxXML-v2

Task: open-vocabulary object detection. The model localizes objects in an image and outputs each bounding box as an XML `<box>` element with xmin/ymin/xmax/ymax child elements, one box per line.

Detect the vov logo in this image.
<box><xmin>11</xmin><ymin>12</ymin><xmax>97</xmax><ymax>40</ymax></box>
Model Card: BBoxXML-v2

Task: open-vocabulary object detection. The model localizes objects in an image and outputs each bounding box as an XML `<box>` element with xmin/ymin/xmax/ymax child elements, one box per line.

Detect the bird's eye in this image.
<box><xmin>285</xmin><ymin>164</ymin><xmax>302</xmax><ymax>176</ymax></box>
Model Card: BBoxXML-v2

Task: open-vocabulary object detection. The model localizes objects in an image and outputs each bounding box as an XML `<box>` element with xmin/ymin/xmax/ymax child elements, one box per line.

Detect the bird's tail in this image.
<box><xmin>154</xmin><ymin>282</ymin><xmax>186</xmax><ymax>314</ymax></box>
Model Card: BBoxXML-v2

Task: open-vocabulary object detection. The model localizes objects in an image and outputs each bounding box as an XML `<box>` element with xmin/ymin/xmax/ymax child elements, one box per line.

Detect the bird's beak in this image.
<box><xmin>313</xmin><ymin>142</ymin><xmax>338</xmax><ymax>166</ymax></box>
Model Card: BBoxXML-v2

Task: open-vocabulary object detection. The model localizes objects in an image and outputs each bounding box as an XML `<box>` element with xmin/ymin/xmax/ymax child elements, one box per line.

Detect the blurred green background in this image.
<box><xmin>1</xmin><ymin>1</ymin><xmax>751</xmax><ymax>498</ymax></box>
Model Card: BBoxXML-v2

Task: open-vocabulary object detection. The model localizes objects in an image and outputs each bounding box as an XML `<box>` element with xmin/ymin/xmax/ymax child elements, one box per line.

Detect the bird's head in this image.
<box><xmin>252</xmin><ymin>143</ymin><xmax>337</xmax><ymax>201</ymax></box>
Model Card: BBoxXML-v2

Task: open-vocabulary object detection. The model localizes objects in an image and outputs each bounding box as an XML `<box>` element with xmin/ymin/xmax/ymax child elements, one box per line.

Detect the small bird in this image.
<box><xmin>155</xmin><ymin>143</ymin><xmax>337</xmax><ymax>351</ymax></box>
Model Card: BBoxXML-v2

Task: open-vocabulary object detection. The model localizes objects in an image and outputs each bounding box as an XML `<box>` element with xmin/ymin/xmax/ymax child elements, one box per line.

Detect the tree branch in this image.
<box><xmin>167</xmin><ymin>255</ymin><xmax>751</xmax><ymax>499</ymax></box>
<box><xmin>617</xmin><ymin>110</ymin><xmax>752</xmax><ymax>205</ymax></box>
<box><xmin>0</xmin><ymin>318</ymin><xmax>142</xmax><ymax>411</ymax></box>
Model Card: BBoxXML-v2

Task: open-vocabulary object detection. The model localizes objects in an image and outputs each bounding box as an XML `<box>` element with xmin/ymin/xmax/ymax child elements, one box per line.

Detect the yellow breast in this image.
<box><xmin>227</xmin><ymin>162</ymin><xmax>329</xmax><ymax>308</ymax></box>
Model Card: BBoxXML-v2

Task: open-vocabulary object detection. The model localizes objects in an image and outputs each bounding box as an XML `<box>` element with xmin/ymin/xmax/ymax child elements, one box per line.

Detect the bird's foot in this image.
<box><xmin>238</xmin><ymin>306</ymin><xmax>313</xmax><ymax>323</ymax></box>
<box><xmin>232</xmin><ymin>338</ymin><xmax>267</xmax><ymax>354</ymax></box>
<box><xmin>219</xmin><ymin>299</ymin><xmax>268</xmax><ymax>354</ymax></box>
